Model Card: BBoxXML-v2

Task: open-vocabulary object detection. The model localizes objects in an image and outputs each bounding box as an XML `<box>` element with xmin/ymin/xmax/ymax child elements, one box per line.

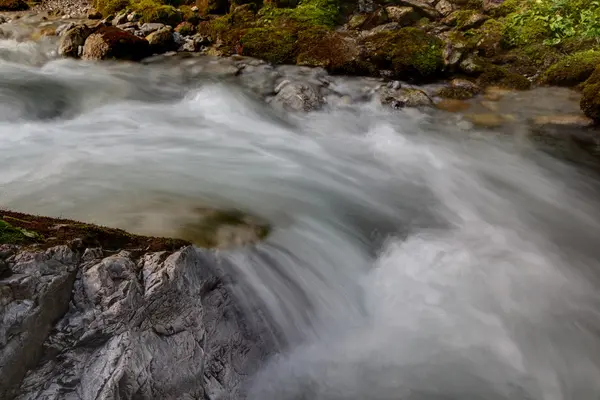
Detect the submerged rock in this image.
<box><xmin>379</xmin><ymin>86</ymin><xmax>433</xmax><ymax>108</ymax></box>
<box><xmin>82</xmin><ymin>26</ymin><xmax>150</xmax><ymax>61</ymax></box>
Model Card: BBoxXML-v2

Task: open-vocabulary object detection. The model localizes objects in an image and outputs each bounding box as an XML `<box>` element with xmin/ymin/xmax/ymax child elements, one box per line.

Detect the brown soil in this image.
<box><xmin>0</xmin><ymin>209</ymin><xmax>190</xmax><ymax>252</ymax></box>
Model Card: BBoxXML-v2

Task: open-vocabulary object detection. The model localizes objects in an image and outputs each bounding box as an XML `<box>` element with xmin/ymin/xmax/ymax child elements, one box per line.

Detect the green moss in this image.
<box><xmin>490</xmin><ymin>0</ymin><xmax>523</xmax><ymax>17</ymax></box>
<box><xmin>477</xmin><ymin>64</ymin><xmax>531</xmax><ymax>90</ymax></box>
<box><xmin>179</xmin><ymin>5</ymin><xmax>202</xmax><ymax>23</ymax></box>
<box><xmin>541</xmin><ymin>50</ymin><xmax>600</xmax><ymax>86</ymax></box>
<box><xmin>240</xmin><ymin>26</ymin><xmax>297</xmax><ymax>63</ymax></box>
<box><xmin>454</xmin><ymin>10</ymin><xmax>476</xmax><ymax>29</ymax></box>
<box><xmin>258</xmin><ymin>0</ymin><xmax>339</xmax><ymax>27</ymax></box>
<box><xmin>94</xmin><ymin>0</ymin><xmax>129</xmax><ymax>16</ymax></box>
<box><xmin>0</xmin><ymin>220</ymin><xmax>39</xmax><ymax>244</ymax></box>
<box><xmin>503</xmin><ymin>10</ymin><xmax>550</xmax><ymax>46</ymax></box>
<box><xmin>131</xmin><ymin>0</ymin><xmax>183</xmax><ymax>24</ymax></box>
<box><xmin>581</xmin><ymin>81</ymin><xmax>600</xmax><ymax>122</ymax></box>
<box><xmin>361</xmin><ymin>28</ymin><xmax>443</xmax><ymax>81</ymax></box>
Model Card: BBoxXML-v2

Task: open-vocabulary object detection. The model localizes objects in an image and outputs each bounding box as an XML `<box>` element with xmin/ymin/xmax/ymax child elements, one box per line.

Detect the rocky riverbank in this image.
<box><xmin>2</xmin><ymin>0</ymin><xmax>600</xmax><ymax>121</ymax></box>
<box><xmin>0</xmin><ymin>210</ymin><xmax>274</xmax><ymax>399</ymax></box>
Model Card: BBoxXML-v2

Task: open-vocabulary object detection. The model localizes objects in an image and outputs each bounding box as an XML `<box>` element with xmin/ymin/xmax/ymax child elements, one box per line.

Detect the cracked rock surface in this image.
<box><xmin>0</xmin><ymin>244</ymin><xmax>271</xmax><ymax>400</ymax></box>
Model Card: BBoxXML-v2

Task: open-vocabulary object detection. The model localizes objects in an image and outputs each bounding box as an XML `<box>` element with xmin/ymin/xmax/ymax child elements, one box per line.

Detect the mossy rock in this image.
<box><xmin>296</xmin><ymin>27</ymin><xmax>369</xmax><ymax>74</ymax></box>
<box><xmin>0</xmin><ymin>0</ymin><xmax>28</xmax><ymax>10</ymax></box>
<box><xmin>438</xmin><ymin>86</ymin><xmax>475</xmax><ymax>100</ymax></box>
<box><xmin>502</xmin><ymin>10</ymin><xmax>550</xmax><ymax>47</ymax></box>
<box><xmin>240</xmin><ymin>26</ymin><xmax>297</xmax><ymax>63</ymax></box>
<box><xmin>477</xmin><ymin>64</ymin><xmax>531</xmax><ymax>90</ymax></box>
<box><xmin>131</xmin><ymin>0</ymin><xmax>183</xmax><ymax>25</ymax></box>
<box><xmin>581</xmin><ymin>81</ymin><xmax>600</xmax><ymax>122</ymax></box>
<box><xmin>196</xmin><ymin>0</ymin><xmax>229</xmax><ymax>14</ymax></box>
<box><xmin>175</xmin><ymin>21</ymin><xmax>195</xmax><ymax>35</ymax></box>
<box><xmin>94</xmin><ymin>0</ymin><xmax>129</xmax><ymax>16</ymax></box>
<box><xmin>258</xmin><ymin>0</ymin><xmax>340</xmax><ymax>28</ymax></box>
<box><xmin>180</xmin><ymin>5</ymin><xmax>203</xmax><ymax>23</ymax></box>
<box><xmin>488</xmin><ymin>0</ymin><xmax>522</xmax><ymax>17</ymax></box>
<box><xmin>541</xmin><ymin>50</ymin><xmax>600</xmax><ymax>87</ymax></box>
<box><xmin>361</xmin><ymin>27</ymin><xmax>444</xmax><ymax>81</ymax></box>
<box><xmin>466</xmin><ymin>19</ymin><xmax>503</xmax><ymax>57</ymax></box>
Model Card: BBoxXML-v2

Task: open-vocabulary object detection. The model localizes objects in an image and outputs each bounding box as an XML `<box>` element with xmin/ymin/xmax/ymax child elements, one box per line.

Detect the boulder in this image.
<box><xmin>437</xmin><ymin>78</ymin><xmax>481</xmax><ymax>99</ymax></box>
<box><xmin>140</xmin><ymin>22</ymin><xmax>165</xmax><ymax>35</ymax></box>
<box><xmin>146</xmin><ymin>26</ymin><xmax>176</xmax><ymax>53</ymax></box>
<box><xmin>87</xmin><ymin>8</ymin><xmax>102</xmax><ymax>19</ymax></box>
<box><xmin>175</xmin><ymin>21</ymin><xmax>195</xmax><ymax>36</ymax></box>
<box><xmin>82</xmin><ymin>26</ymin><xmax>151</xmax><ymax>61</ymax></box>
<box><xmin>58</xmin><ymin>25</ymin><xmax>95</xmax><ymax>58</ymax></box>
<box><xmin>112</xmin><ymin>11</ymin><xmax>129</xmax><ymax>26</ymax></box>
<box><xmin>581</xmin><ymin>67</ymin><xmax>600</xmax><ymax>123</ymax></box>
<box><xmin>271</xmin><ymin>80</ymin><xmax>323</xmax><ymax>112</ymax></box>
<box><xmin>435</xmin><ymin>0</ymin><xmax>454</xmax><ymax>16</ymax></box>
<box><xmin>379</xmin><ymin>86</ymin><xmax>433</xmax><ymax>108</ymax></box>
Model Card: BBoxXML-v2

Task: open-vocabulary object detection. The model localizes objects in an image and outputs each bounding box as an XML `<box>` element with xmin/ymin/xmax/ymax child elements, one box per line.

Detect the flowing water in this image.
<box><xmin>2</xmin><ymin>28</ymin><xmax>600</xmax><ymax>400</ymax></box>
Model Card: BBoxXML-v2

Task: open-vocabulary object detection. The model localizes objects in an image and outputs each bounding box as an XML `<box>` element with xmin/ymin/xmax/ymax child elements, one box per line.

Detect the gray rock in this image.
<box><xmin>116</xmin><ymin>22</ymin><xmax>137</xmax><ymax>30</ymax></box>
<box><xmin>362</xmin><ymin>22</ymin><xmax>401</xmax><ymax>36</ymax></box>
<box><xmin>140</xmin><ymin>22</ymin><xmax>166</xmax><ymax>36</ymax></box>
<box><xmin>55</xmin><ymin>22</ymin><xmax>75</xmax><ymax>36</ymax></box>
<box><xmin>459</xmin><ymin>54</ymin><xmax>485</xmax><ymax>75</ymax></box>
<box><xmin>127</xmin><ymin>11</ymin><xmax>141</xmax><ymax>22</ymax></box>
<box><xmin>1</xmin><ymin>245</ymin><xmax>272</xmax><ymax>399</ymax></box>
<box><xmin>58</xmin><ymin>25</ymin><xmax>94</xmax><ymax>58</ymax></box>
<box><xmin>396</xmin><ymin>0</ymin><xmax>441</xmax><ymax>19</ymax></box>
<box><xmin>112</xmin><ymin>11</ymin><xmax>128</xmax><ymax>26</ymax></box>
<box><xmin>384</xmin><ymin>6</ymin><xmax>418</xmax><ymax>26</ymax></box>
<box><xmin>272</xmin><ymin>80</ymin><xmax>324</xmax><ymax>112</ymax></box>
<box><xmin>379</xmin><ymin>86</ymin><xmax>433</xmax><ymax>108</ymax></box>
<box><xmin>146</xmin><ymin>27</ymin><xmax>176</xmax><ymax>54</ymax></box>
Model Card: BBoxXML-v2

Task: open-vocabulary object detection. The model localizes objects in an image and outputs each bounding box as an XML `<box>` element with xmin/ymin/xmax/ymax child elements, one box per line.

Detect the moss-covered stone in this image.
<box><xmin>502</xmin><ymin>9</ymin><xmax>550</xmax><ymax>47</ymax></box>
<box><xmin>489</xmin><ymin>0</ymin><xmax>522</xmax><ymax>17</ymax></box>
<box><xmin>296</xmin><ymin>27</ymin><xmax>368</xmax><ymax>74</ymax></box>
<box><xmin>131</xmin><ymin>0</ymin><xmax>183</xmax><ymax>25</ymax></box>
<box><xmin>258</xmin><ymin>0</ymin><xmax>340</xmax><ymax>28</ymax></box>
<box><xmin>0</xmin><ymin>0</ymin><xmax>28</xmax><ymax>10</ymax></box>
<box><xmin>361</xmin><ymin>27</ymin><xmax>444</xmax><ymax>81</ymax></box>
<box><xmin>175</xmin><ymin>21</ymin><xmax>195</xmax><ymax>35</ymax></box>
<box><xmin>580</xmin><ymin>81</ymin><xmax>600</xmax><ymax>122</ymax></box>
<box><xmin>541</xmin><ymin>50</ymin><xmax>600</xmax><ymax>87</ymax></box>
<box><xmin>179</xmin><ymin>5</ymin><xmax>203</xmax><ymax>23</ymax></box>
<box><xmin>477</xmin><ymin>64</ymin><xmax>531</xmax><ymax>90</ymax></box>
<box><xmin>196</xmin><ymin>0</ymin><xmax>228</xmax><ymax>14</ymax></box>
<box><xmin>240</xmin><ymin>26</ymin><xmax>297</xmax><ymax>63</ymax></box>
<box><xmin>94</xmin><ymin>0</ymin><xmax>129</xmax><ymax>16</ymax></box>
<box><xmin>438</xmin><ymin>86</ymin><xmax>474</xmax><ymax>100</ymax></box>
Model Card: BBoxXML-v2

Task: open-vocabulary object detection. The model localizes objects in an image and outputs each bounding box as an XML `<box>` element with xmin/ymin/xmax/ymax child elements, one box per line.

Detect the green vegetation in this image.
<box><xmin>131</xmin><ymin>0</ymin><xmax>183</xmax><ymax>25</ymax></box>
<box><xmin>258</xmin><ymin>0</ymin><xmax>340</xmax><ymax>28</ymax></box>
<box><xmin>93</xmin><ymin>0</ymin><xmax>129</xmax><ymax>16</ymax></box>
<box><xmin>503</xmin><ymin>0</ymin><xmax>600</xmax><ymax>46</ymax></box>
<box><xmin>240</xmin><ymin>27</ymin><xmax>297</xmax><ymax>63</ymax></box>
<box><xmin>0</xmin><ymin>219</ymin><xmax>39</xmax><ymax>245</ymax></box>
<box><xmin>478</xmin><ymin>64</ymin><xmax>532</xmax><ymax>90</ymax></box>
<box><xmin>541</xmin><ymin>50</ymin><xmax>600</xmax><ymax>86</ymax></box>
<box><xmin>362</xmin><ymin>28</ymin><xmax>444</xmax><ymax>80</ymax></box>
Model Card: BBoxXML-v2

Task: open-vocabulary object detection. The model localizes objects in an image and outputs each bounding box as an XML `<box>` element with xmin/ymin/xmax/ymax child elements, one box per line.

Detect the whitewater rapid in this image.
<box><xmin>2</xmin><ymin>36</ymin><xmax>600</xmax><ymax>399</ymax></box>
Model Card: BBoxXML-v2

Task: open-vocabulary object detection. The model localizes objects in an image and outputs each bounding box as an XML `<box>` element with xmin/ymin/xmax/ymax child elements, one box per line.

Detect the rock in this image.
<box><xmin>396</xmin><ymin>0</ymin><xmax>440</xmax><ymax>19</ymax></box>
<box><xmin>58</xmin><ymin>25</ymin><xmax>94</xmax><ymax>58</ymax></box>
<box><xmin>459</xmin><ymin>54</ymin><xmax>485</xmax><ymax>75</ymax></box>
<box><xmin>436</xmin><ymin>98</ymin><xmax>471</xmax><ymax>112</ymax></box>
<box><xmin>146</xmin><ymin>27</ymin><xmax>176</xmax><ymax>53</ymax></box>
<box><xmin>112</xmin><ymin>11</ymin><xmax>128</xmax><ymax>26</ymax></box>
<box><xmin>362</xmin><ymin>22</ymin><xmax>401</xmax><ymax>36</ymax></box>
<box><xmin>140</xmin><ymin>22</ymin><xmax>166</xmax><ymax>35</ymax></box>
<box><xmin>0</xmin><ymin>0</ymin><xmax>28</xmax><ymax>11</ymax></box>
<box><xmin>347</xmin><ymin>14</ymin><xmax>368</xmax><ymax>30</ymax></box>
<box><xmin>532</xmin><ymin>115</ymin><xmax>593</xmax><ymax>128</ymax></box>
<box><xmin>0</xmin><ymin>244</ymin><xmax>271</xmax><ymax>399</ymax></box>
<box><xmin>442</xmin><ymin>39</ymin><xmax>466</xmax><ymax>70</ymax></box>
<box><xmin>385</xmin><ymin>6</ymin><xmax>418</xmax><ymax>25</ymax></box>
<box><xmin>581</xmin><ymin>82</ymin><xmax>600</xmax><ymax>123</ymax></box>
<box><xmin>435</xmin><ymin>0</ymin><xmax>454</xmax><ymax>16</ymax></box>
<box><xmin>437</xmin><ymin>78</ymin><xmax>481</xmax><ymax>99</ymax></box>
<box><xmin>379</xmin><ymin>86</ymin><xmax>433</xmax><ymax>108</ymax></box>
<box><xmin>127</xmin><ymin>11</ymin><xmax>140</xmax><ymax>22</ymax></box>
<box><xmin>191</xmin><ymin>5</ymin><xmax>199</xmax><ymax>11</ymax></box>
<box><xmin>116</xmin><ymin>22</ymin><xmax>138</xmax><ymax>30</ymax></box>
<box><xmin>465</xmin><ymin>113</ymin><xmax>512</xmax><ymax>128</ymax></box>
<box><xmin>358</xmin><ymin>0</ymin><xmax>376</xmax><ymax>13</ymax></box>
<box><xmin>175</xmin><ymin>21</ymin><xmax>195</xmax><ymax>36</ymax></box>
<box><xmin>55</xmin><ymin>22</ymin><xmax>75</xmax><ymax>36</ymax></box>
<box><xmin>87</xmin><ymin>8</ymin><xmax>102</xmax><ymax>19</ymax></box>
<box><xmin>459</xmin><ymin>12</ymin><xmax>488</xmax><ymax>30</ymax></box>
<box><xmin>484</xmin><ymin>86</ymin><xmax>513</xmax><ymax>101</ymax></box>
<box><xmin>0</xmin><ymin>16</ymin><xmax>6</xmax><ymax>24</ymax></box>
<box><xmin>482</xmin><ymin>0</ymin><xmax>505</xmax><ymax>13</ymax></box>
<box><xmin>272</xmin><ymin>80</ymin><xmax>323</xmax><ymax>112</ymax></box>
<box><xmin>82</xmin><ymin>26</ymin><xmax>150</xmax><ymax>61</ymax></box>
<box><xmin>179</xmin><ymin>39</ymin><xmax>196</xmax><ymax>52</ymax></box>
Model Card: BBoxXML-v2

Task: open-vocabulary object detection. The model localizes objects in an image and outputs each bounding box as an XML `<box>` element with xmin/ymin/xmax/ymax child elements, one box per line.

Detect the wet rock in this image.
<box><xmin>347</xmin><ymin>14</ymin><xmax>369</xmax><ymax>30</ymax></box>
<box><xmin>437</xmin><ymin>78</ymin><xmax>481</xmax><ymax>99</ymax></box>
<box><xmin>362</xmin><ymin>22</ymin><xmax>401</xmax><ymax>36</ymax></box>
<box><xmin>127</xmin><ymin>11</ymin><xmax>141</xmax><ymax>22</ymax></box>
<box><xmin>459</xmin><ymin>12</ymin><xmax>488</xmax><ymax>30</ymax></box>
<box><xmin>0</xmin><ymin>244</ymin><xmax>271</xmax><ymax>399</ymax></box>
<box><xmin>58</xmin><ymin>24</ymin><xmax>94</xmax><ymax>58</ymax></box>
<box><xmin>532</xmin><ymin>115</ymin><xmax>593</xmax><ymax>128</ymax></box>
<box><xmin>82</xmin><ymin>26</ymin><xmax>150</xmax><ymax>61</ymax></box>
<box><xmin>436</xmin><ymin>98</ymin><xmax>471</xmax><ymax>112</ymax></box>
<box><xmin>140</xmin><ymin>22</ymin><xmax>165</xmax><ymax>35</ymax></box>
<box><xmin>484</xmin><ymin>86</ymin><xmax>513</xmax><ymax>101</ymax></box>
<box><xmin>87</xmin><ymin>8</ymin><xmax>102</xmax><ymax>19</ymax></box>
<box><xmin>116</xmin><ymin>22</ymin><xmax>138</xmax><ymax>30</ymax></box>
<box><xmin>379</xmin><ymin>86</ymin><xmax>433</xmax><ymax>108</ymax></box>
<box><xmin>459</xmin><ymin>54</ymin><xmax>485</xmax><ymax>75</ymax></box>
<box><xmin>384</xmin><ymin>6</ymin><xmax>418</xmax><ymax>25</ymax></box>
<box><xmin>112</xmin><ymin>11</ymin><xmax>129</xmax><ymax>26</ymax></box>
<box><xmin>55</xmin><ymin>22</ymin><xmax>75</xmax><ymax>36</ymax></box>
<box><xmin>581</xmin><ymin>82</ymin><xmax>600</xmax><ymax>123</ymax></box>
<box><xmin>465</xmin><ymin>113</ymin><xmax>513</xmax><ymax>128</ymax></box>
<box><xmin>272</xmin><ymin>80</ymin><xmax>323</xmax><ymax>112</ymax></box>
